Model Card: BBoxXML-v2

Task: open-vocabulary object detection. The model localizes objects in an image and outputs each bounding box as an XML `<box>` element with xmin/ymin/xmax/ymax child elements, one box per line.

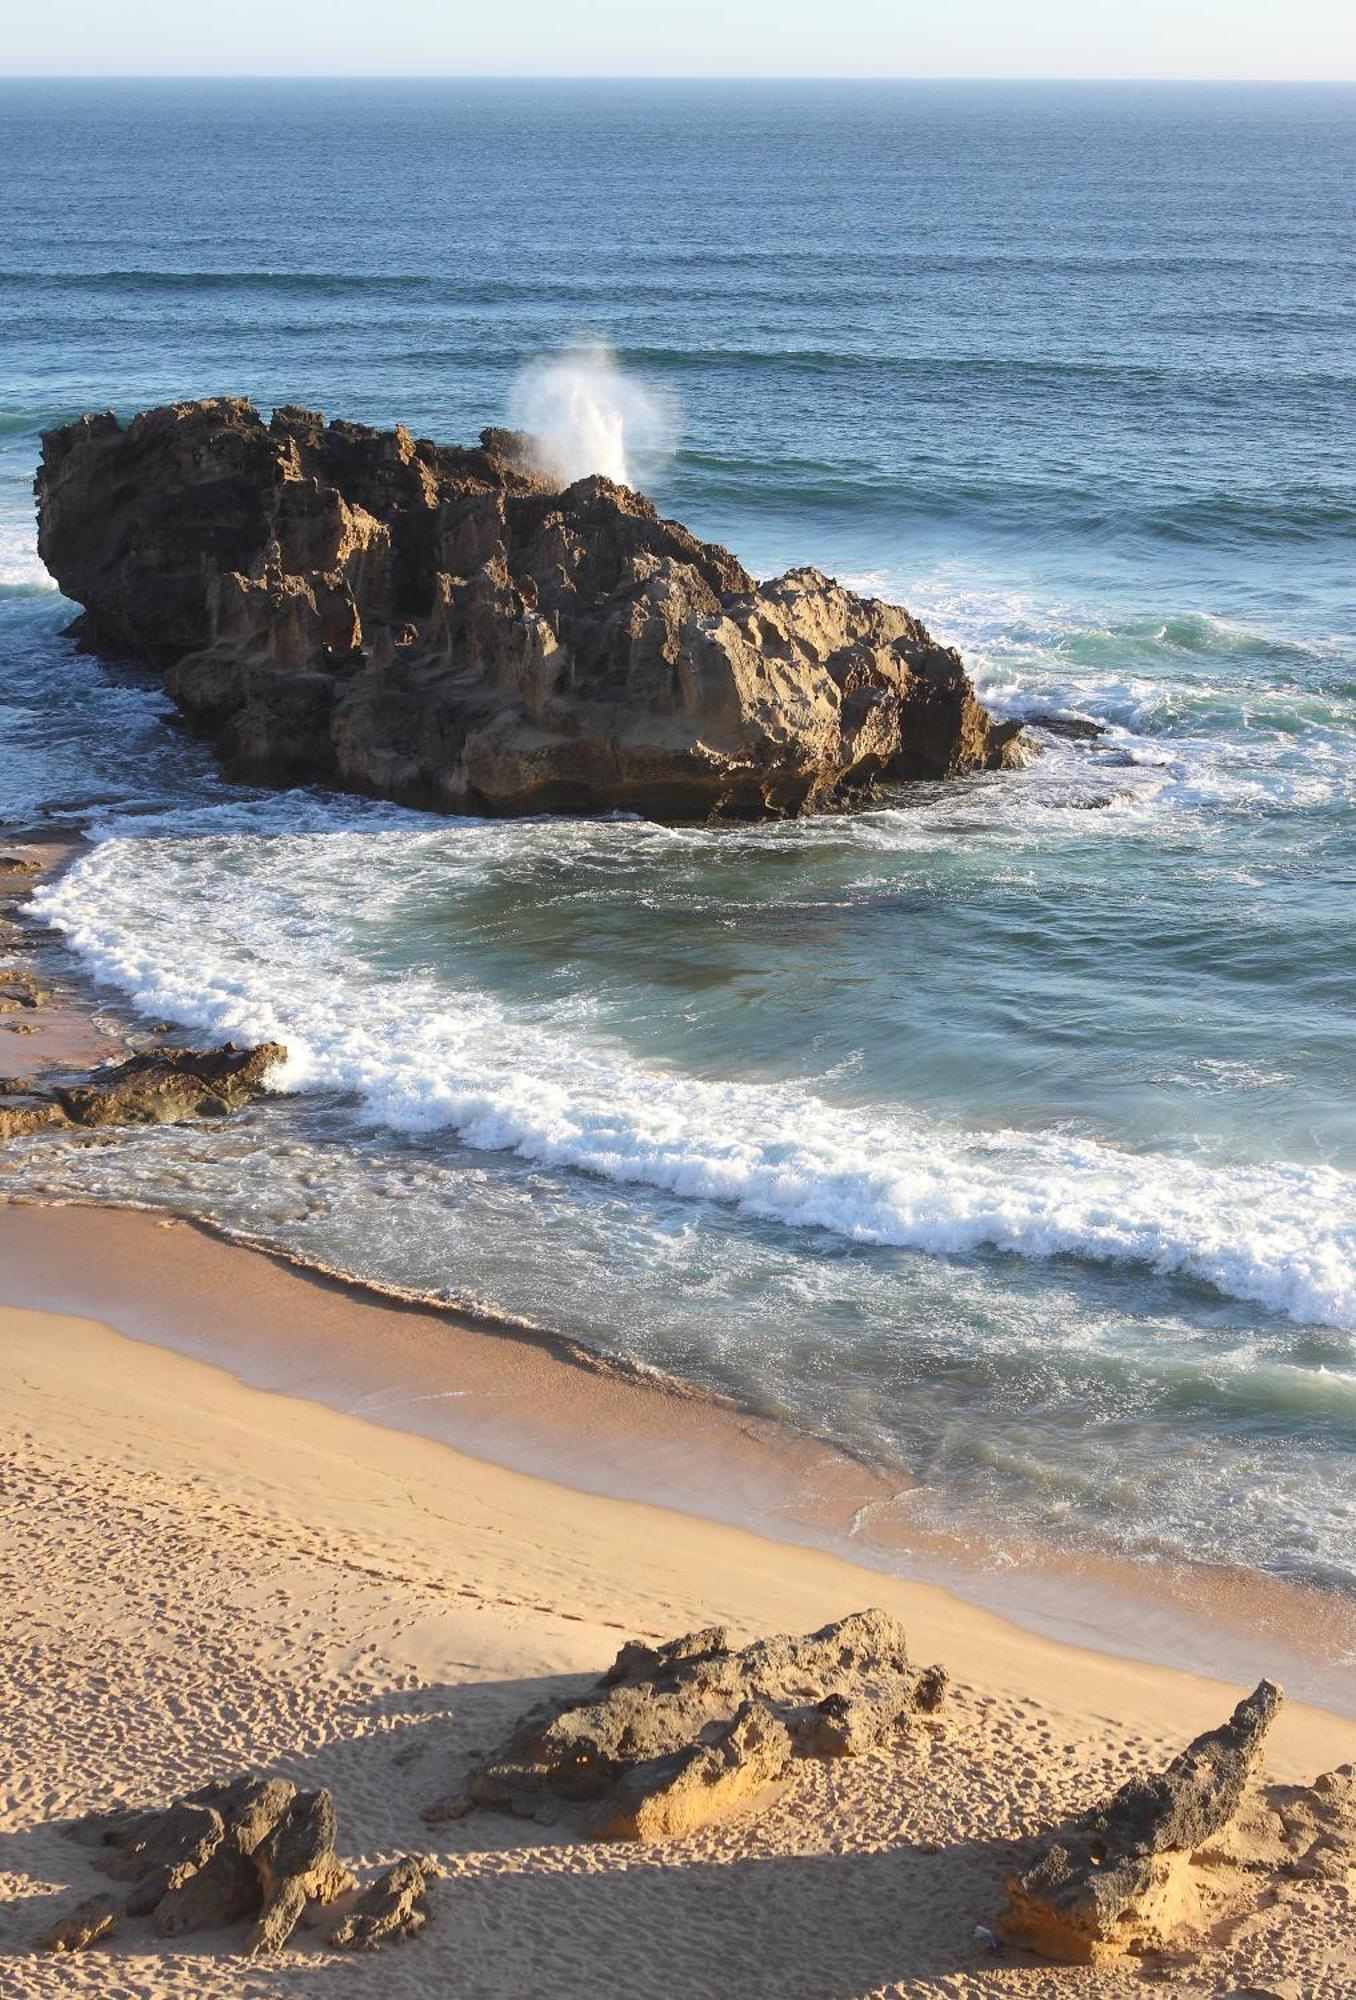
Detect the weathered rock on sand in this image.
<box><xmin>326</xmin><ymin>1856</ymin><xmax>432</xmax><ymax>1950</ymax></box>
<box><xmin>1000</xmin><ymin>1679</ymin><xmax>1284</xmax><ymax>1963</ymax></box>
<box><xmin>248</xmin><ymin>1787</ymin><xmax>357</xmax><ymax>1953</ymax></box>
<box><xmin>429</xmin><ymin>1608</ymin><xmax>948</xmax><ymax>1841</ymax></box>
<box><xmin>46</xmin><ymin>1774</ymin><xmax>410</xmax><ymax>1958</ymax></box>
<box><xmin>37</xmin><ymin>398</ymin><xmax>1029</xmax><ymax>820</ymax></box>
<box><xmin>35</xmin><ymin>1892</ymin><xmax>122</xmax><ymax>1953</ymax></box>
<box><xmin>0</xmin><ymin>1040</ymin><xmax>285</xmax><ymax>1146</ymax></box>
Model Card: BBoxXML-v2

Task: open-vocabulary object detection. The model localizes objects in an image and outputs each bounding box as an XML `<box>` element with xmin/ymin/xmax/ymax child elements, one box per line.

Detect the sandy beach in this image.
<box><xmin>1</xmin><ymin>1203</ymin><xmax>1352</xmax><ymax>1997</ymax></box>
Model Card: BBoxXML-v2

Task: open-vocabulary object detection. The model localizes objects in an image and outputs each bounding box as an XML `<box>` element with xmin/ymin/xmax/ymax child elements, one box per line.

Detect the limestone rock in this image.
<box><xmin>0</xmin><ymin>975</ymin><xmax>50</xmax><ymax>1013</ymax></box>
<box><xmin>0</xmin><ymin>1097</ymin><xmax>69</xmax><ymax>1142</ymax></box>
<box><xmin>328</xmin><ymin>1857</ymin><xmax>432</xmax><ymax>1950</ymax></box>
<box><xmin>84</xmin><ymin>1798</ymin><xmax>223</xmax><ymax>1891</ymax></box>
<box><xmin>153</xmin><ymin>1837</ymin><xmax>262</xmax><ymax>1936</ymax></box>
<box><xmin>57</xmin><ymin>1042</ymin><xmax>285</xmax><ymax>1127</ymax></box>
<box><xmin>593</xmin><ymin>1699</ymin><xmax>793</xmax><ymax>1841</ymax></box>
<box><xmin>1000</xmin><ymin>1679</ymin><xmax>1283</xmax><ymax>1963</ymax></box>
<box><xmin>186</xmin><ymin>1773</ymin><xmax>296</xmax><ymax>1857</ymax></box>
<box><xmin>246</xmin><ymin>1789</ymin><xmax>356</xmax><ymax>1952</ymax></box>
<box><xmin>442</xmin><ymin>1608</ymin><xmax>946</xmax><ymax>1841</ymax></box>
<box><xmin>60</xmin><ymin>1774</ymin><xmax>364</xmax><ymax>1958</ymax></box>
<box><xmin>38</xmin><ymin>399</ymin><xmax>1029</xmax><ymax>823</ymax></box>
<box><xmin>36</xmin><ymin>1892</ymin><xmax>122</xmax><ymax>1953</ymax></box>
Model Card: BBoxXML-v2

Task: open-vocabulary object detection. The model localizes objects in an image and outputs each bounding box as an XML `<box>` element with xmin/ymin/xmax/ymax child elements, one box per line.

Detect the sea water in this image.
<box><xmin>0</xmin><ymin>81</ymin><xmax>1353</xmax><ymax>1596</ymax></box>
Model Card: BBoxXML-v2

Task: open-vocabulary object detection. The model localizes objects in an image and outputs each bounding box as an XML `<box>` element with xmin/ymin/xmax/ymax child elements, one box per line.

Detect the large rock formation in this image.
<box><xmin>426</xmin><ymin>1608</ymin><xmax>948</xmax><ymax>1841</ymax></box>
<box><xmin>37</xmin><ymin>399</ymin><xmax>1027</xmax><ymax>821</ymax></box>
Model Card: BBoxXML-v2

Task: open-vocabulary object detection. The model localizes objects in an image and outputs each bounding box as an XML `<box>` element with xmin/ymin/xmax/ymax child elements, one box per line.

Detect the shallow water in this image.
<box><xmin>1</xmin><ymin>80</ymin><xmax>1353</xmax><ymax>1598</ymax></box>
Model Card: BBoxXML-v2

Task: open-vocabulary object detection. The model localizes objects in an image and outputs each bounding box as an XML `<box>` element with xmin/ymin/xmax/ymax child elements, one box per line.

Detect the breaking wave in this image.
<box><xmin>33</xmin><ymin>820</ymin><xmax>1356</xmax><ymax>1332</ymax></box>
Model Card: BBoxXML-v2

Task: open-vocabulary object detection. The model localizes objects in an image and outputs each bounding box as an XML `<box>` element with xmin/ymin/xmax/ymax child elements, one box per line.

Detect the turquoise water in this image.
<box><xmin>1</xmin><ymin>81</ymin><xmax>1353</xmax><ymax>1594</ymax></box>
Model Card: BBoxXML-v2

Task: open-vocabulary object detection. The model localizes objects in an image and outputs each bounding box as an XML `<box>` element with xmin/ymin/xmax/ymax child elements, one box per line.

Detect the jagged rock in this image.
<box><xmin>186</xmin><ymin>1773</ymin><xmax>296</xmax><ymax>1857</ymax></box>
<box><xmin>328</xmin><ymin>1857</ymin><xmax>432</xmax><ymax>1950</ymax></box>
<box><xmin>89</xmin><ymin>1800</ymin><xmax>222</xmax><ymax>1888</ymax></box>
<box><xmin>36</xmin><ymin>1892</ymin><xmax>122</xmax><ymax>1953</ymax></box>
<box><xmin>37</xmin><ymin>399</ymin><xmax>1029</xmax><ymax>822</ymax></box>
<box><xmin>0</xmin><ymin>1098</ymin><xmax>68</xmax><ymax>1141</ymax></box>
<box><xmin>153</xmin><ymin>1837</ymin><xmax>262</xmax><ymax>1936</ymax></box>
<box><xmin>247</xmin><ymin>1878</ymin><xmax>309</xmax><ymax>1956</ymax></box>
<box><xmin>0</xmin><ymin>854</ymin><xmax>42</xmax><ymax>875</ymax></box>
<box><xmin>1000</xmin><ymin>1680</ymin><xmax>1283</xmax><ymax>1963</ymax></box>
<box><xmin>56</xmin><ymin>1041</ymin><xmax>285</xmax><ymax>1127</ymax></box>
<box><xmin>0</xmin><ymin>975</ymin><xmax>50</xmax><ymax>1012</ymax></box>
<box><xmin>246</xmin><ymin>1789</ymin><xmax>356</xmax><ymax>1953</ymax></box>
<box><xmin>70</xmin><ymin>1775</ymin><xmax>296</xmax><ymax>1931</ymax></box>
<box><xmin>439</xmin><ymin>1608</ymin><xmax>946</xmax><ymax>1841</ymax></box>
<box><xmin>61</xmin><ymin>1776</ymin><xmax>362</xmax><ymax>1958</ymax></box>
<box><xmin>0</xmin><ymin>1041</ymin><xmax>286</xmax><ymax>1145</ymax></box>
<box><xmin>1025</xmin><ymin>713</ymin><xmax>1106</xmax><ymax>740</ymax></box>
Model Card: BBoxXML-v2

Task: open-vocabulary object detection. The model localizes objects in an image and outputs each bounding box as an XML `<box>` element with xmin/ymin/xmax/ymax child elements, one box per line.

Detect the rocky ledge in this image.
<box><xmin>0</xmin><ymin>1042</ymin><xmax>284</xmax><ymax>1144</ymax></box>
<box><xmin>37</xmin><ymin>399</ymin><xmax>1028</xmax><ymax>820</ymax></box>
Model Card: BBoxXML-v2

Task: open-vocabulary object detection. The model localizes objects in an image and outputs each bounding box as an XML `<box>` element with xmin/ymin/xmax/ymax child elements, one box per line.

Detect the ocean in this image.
<box><xmin>1</xmin><ymin>80</ymin><xmax>1353</xmax><ymax>1609</ymax></box>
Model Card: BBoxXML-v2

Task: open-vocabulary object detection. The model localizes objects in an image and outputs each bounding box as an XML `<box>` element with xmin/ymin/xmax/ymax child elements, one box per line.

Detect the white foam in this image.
<box><xmin>33</xmin><ymin>822</ymin><xmax>1356</xmax><ymax>1332</ymax></box>
<box><xmin>0</xmin><ymin>515</ymin><xmax>56</xmax><ymax>592</ymax></box>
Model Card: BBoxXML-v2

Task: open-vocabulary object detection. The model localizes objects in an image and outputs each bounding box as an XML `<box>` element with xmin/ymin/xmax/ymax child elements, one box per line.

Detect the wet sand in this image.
<box><xmin>2</xmin><ymin>1199</ymin><xmax>1354</xmax><ymax>1719</ymax></box>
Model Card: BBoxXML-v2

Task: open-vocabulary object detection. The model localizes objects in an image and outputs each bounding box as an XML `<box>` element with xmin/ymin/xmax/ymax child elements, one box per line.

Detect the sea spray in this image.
<box><xmin>508</xmin><ymin>341</ymin><xmax>676</xmax><ymax>490</ymax></box>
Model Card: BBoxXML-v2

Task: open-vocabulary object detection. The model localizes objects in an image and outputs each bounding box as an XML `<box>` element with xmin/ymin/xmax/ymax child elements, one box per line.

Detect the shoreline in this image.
<box><xmin>4</xmin><ymin>828</ymin><xmax>1356</xmax><ymax>1720</ymax></box>
<box><xmin>3</xmin><ymin>1197</ymin><xmax>1354</xmax><ymax>1720</ymax></box>
<box><xmin>2</xmin><ymin>1261</ymin><xmax>1353</xmax><ymax>1995</ymax></box>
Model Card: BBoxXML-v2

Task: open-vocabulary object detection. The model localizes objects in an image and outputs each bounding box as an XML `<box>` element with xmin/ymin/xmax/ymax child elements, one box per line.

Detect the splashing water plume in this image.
<box><xmin>508</xmin><ymin>342</ymin><xmax>675</xmax><ymax>491</ymax></box>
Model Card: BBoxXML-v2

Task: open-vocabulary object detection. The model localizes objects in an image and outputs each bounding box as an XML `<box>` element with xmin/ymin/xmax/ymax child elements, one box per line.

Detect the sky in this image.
<box><xmin>3</xmin><ymin>0</ymin><xmax>1355</xmax><ymax>79</ymax></box>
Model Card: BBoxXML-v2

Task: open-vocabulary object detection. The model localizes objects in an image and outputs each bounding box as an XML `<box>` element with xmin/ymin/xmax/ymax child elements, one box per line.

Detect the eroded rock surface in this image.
<box><xmin>328</xmin><ymin>1856</ymin><xmax>432</xmax><ymax>1950</ymax></box>
<box><xmin>1000</xmin><ymin>1680</ymin><xmax>1284</xmax><ymax>1963</ymax></box>
<box><xmin>52</xmin><ymin>1772</ymin><xmax>388</xmax><ymax>1958</ymax></box>
<box><xmin>38</xmin><ymin>398</ymin><xmax>1028</xmax><ymax>821</ymax></box>
<box><xmin>248</xmin><ymin>1788</ymin><xmax>356</xmax><ymax>1953</ymax></box>
<box><xmin>0</xmin><ymin>1040</ymin><xmax>285</xmax><ymax>1146</ymax></box>
<box><xmin>36</xmin><ymin>1892</ymin><xmax>122</xmax><ymax>1953</ymax></box>
<box><xmin>429</xmin><ymin>1608</ymin><xmax>947</xmax><ymax>1841</ymax></box>
<box><xmin>56</xmin><ymin>1042</ymin><xmax>286</xmax><ymax>1126</ymax></box>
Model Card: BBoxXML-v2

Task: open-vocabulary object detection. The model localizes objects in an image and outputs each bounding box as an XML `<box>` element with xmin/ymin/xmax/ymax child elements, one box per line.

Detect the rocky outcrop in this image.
<box><xmin>1000</xmin><ymin>1680</ymin><xmax>1284</xmax><ymax>1963</ymax></box>
<box><xmin>37</xmin><ymin>398</ymin><xmax>1028</xmax><ymax>821</ymax></box>
<box><xmin>0</xmin><ymin>1041</ymin><xmax>285</xmax><ymax>1145</ymax></box>
<box><xmin>55</xmin><ymin>1042</ymin><xmax>286</xmax><ymax>1126</ymax></box>
<box><xmin>49</xmin><ymin>1774</ymin><xmax>414</xmax><ymax>1959</ymax></box>
<box><xmin>426</xmin><ymin>1608</ymin><xmax>947</xmax><ymax>1841</ymax></box>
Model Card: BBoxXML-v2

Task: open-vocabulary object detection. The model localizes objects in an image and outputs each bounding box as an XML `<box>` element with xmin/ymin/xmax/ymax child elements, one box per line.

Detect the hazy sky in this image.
<box><xmin>4</xmin><ymin>0</ymin><xmax>1355</xmax><ymax>80</ymax></box>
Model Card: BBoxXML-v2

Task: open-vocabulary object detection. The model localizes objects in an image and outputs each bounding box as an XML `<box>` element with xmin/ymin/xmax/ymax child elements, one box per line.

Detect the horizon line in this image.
<box><xmin>2</xmin><ymin>72</ymin><xmax>1354</xmax><ymax>86</ymax></box>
